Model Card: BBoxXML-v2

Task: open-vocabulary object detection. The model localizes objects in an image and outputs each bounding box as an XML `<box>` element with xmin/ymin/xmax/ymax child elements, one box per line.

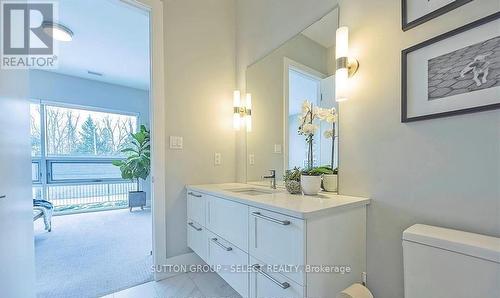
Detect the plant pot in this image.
<box><xmin>129</xmin><ymin>191</ymin><xmax>146</xmax><ymax>211</ymax></box>
<box><xmin>322</xmin><ymin>174</ymin><xmax>338</xmax><ymax>192</ymax></box>
<box><xmin>285</xmin><ymin>180</ymin><xmax>301</xmax><ymax>194</ymax></box>
<box><xmin>300</xmin><ymin>175</ymin><xmax>322</xmax><ymax>195</ymax></box>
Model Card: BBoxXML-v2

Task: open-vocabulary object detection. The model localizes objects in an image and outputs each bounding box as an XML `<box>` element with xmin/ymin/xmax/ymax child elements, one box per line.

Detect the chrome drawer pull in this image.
<box><xmin>211</xmin><ymin>238</ymin><xmax>232</xmax><ymax>251</ymax></box>
<box><xmin>188</xmin><ymin>192</ymin><xmax>202</xmax><ymax>198</ymax></box>
<box><xmin>251</xmin><ymin>212</ymin><xmax>290</xmax><ymax>225</ymax></box>
<box><xmin>188</xmin><ymin>222</ymin><xmax>202</xmax><ymax>231</ymax></box>
<box><xmin>0</xmin><ymin>195</ymin><xmax>6</xmax><ymax>199</ymax></box>
<box><xmin>252</xmin><ymin>264</ymin><xmax>290</xmax><ymax>289</ymax></box>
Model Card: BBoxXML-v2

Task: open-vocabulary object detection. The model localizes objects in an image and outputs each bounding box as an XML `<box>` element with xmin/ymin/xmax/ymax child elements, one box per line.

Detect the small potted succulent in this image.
<box><xmin>284</xmin><ymin>167</ymin><xmax>302</xmax><ymax>194</ymax></box>
<box><xmin>320</xmin><ymin>166</ymin><xmax>338</xmax><ymax>192</ymax></box>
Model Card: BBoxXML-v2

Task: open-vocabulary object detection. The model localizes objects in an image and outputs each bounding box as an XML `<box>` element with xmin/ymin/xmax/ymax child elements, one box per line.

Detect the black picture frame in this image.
<box><xmin>402</xmin><ymin>0</ymin><xmax>473</xmax><ymax>31</ymax></box>
<box><xmin>401</xmin><ymin>12</ymin><xmax>500</xmax><ymax>123</ymax></box>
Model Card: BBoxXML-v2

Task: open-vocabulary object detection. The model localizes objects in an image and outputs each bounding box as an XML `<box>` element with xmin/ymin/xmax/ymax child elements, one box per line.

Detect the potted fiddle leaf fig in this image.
<box><xmin>112</xmin><ymin>125</ymin><xmax>151</xmax><ymax>211</ymax></box>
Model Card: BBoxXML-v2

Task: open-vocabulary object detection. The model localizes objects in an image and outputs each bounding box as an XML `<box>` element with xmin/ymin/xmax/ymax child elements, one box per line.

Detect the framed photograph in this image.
<box><xmin>402</xmin><ymin>0</ymin><xmax>473</xmax><ymax>31</ymax></box>
<box><xmin>402</xmin><ymin>12</ymin><xmax>500</xmax><ymax>122</ymax></box>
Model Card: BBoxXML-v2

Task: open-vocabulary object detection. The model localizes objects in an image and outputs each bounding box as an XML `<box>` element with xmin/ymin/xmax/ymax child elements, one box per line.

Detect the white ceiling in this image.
<box><xmin>301</xmin><ymin>9</ymin><xmax>338</xmax><ymax>48</ymax></box>
<box><xmin>46</xmin><ymin>0</ymin><xmax>150</xmax><ymax>90</ymax></box>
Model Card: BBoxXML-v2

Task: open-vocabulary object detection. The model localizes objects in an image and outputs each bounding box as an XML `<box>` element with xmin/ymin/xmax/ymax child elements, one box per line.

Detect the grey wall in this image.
<box><xmin>164</xmin><ymin>0</ymin><xmax>236</xmax><ymax>258</ymax></box>
<box><xmin>236</xmin><ymin>0</ymin><xmax>500</xmax><ymax>297</ymax></box>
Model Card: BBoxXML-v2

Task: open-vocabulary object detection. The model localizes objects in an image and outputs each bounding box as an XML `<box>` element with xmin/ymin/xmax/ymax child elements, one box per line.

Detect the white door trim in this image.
<box><xmin>121</xmin><ymin>0</ymin><xmax>167</xmax><ymax>281</ymax></box>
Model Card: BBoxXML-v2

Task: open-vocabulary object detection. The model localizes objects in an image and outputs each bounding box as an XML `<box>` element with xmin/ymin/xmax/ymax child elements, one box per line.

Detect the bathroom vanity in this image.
<box><xmin>186</xmin><ymin>183</ymin><xmax>370</xmax><ymax>298</ymax></box>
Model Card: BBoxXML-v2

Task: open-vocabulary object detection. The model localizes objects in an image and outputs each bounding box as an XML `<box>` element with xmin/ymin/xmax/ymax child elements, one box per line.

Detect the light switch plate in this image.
<box><xmin>169</xmin><ymin>136</ymin><xmax>183</xmax><ymax>149</ymax></box>
<box><xmin>248</xmin><ymin>153</ymin><xmax>255</xmax><ymax>165</ymax></box>
<box><xmin>214</xmin><ymin>153</ymin><xmax>222</xmax><ymax>165</ymax></box>
<box><xmin>274</xmin><ymin>144</ymin><xmax>282</xmax><ymax>154</ymax></box>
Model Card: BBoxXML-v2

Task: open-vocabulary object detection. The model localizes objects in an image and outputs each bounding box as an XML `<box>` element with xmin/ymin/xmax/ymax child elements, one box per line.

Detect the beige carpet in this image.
<box><xmin>34</xmin><ymin>208</ymin><xmax>152</xmax><ymax>298</ymax></box>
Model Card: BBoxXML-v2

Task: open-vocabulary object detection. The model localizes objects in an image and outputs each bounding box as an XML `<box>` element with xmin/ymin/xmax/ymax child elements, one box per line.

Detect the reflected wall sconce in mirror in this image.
<box><xmin>335</xmin><ymin>26</ymin><xmax>359</xmax><ymax>102</ymax></box>
<box><xmin>233</xmin><ymin>91</ymin><xmax>252</xmax><ymax>132</ymax></box>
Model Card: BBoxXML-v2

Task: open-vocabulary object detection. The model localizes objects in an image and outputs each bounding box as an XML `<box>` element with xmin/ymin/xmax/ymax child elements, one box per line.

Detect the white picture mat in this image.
<box><xmin>407</xmin><ymin>0</ymin><xmax>455</xmax><ymax>23</ymax></box>
<box><xmin>407</xmin><ymin>19</ymin><xmax>499</xmax><ymax>118</ymax></box>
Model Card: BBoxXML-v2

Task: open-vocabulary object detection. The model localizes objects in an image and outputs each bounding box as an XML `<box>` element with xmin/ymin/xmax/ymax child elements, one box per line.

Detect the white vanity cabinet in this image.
<box><xmin>186</xmin><ymin>220</ymin><xmax>206</xmax><ymax>260</ymax></box>
<box><xmin>249</xmin><ymin>207</ymin><xmax>305</xmax><ymax>285</ymax></box>
<box><xmin>186</xmin><ymin>183</ymin><xmax>370</xmax><ymax>298</ymax></box>
<box><xmin>249</xmin><ymin>256</ymin><xmax>305</xmax><ymax>298</ymax></box>
<box><xmin>206</xmin><ymin>194</ymin><xmax>249</xmax><ymax>251</ymax></box>
<box><xmin>187</xmin><ymin>190</ymin><xmax>205</xmax><ymax>225</ymax></box>
<box><xmin>206</xmin><ymin>230</ymin><xmax>249</xmax><ymax>297</ymax></box>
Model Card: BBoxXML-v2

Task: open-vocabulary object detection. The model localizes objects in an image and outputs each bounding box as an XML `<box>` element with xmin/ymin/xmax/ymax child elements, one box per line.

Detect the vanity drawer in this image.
<box><xmin>187</xmin><ymin>220</ymin><xmax>207</xmax><ymax>261</ymax></box>
<box><xmin>206</xmin><ymin>230</ymin><xmax>249</xmax><ymax>298</ymax></box>
<box><xmin>249</xmin><ymin>256</ymin><xmax>305</xmax><ymax>298</ymax></box>
<box><xmin>187</xmin><ymin>190</ymin><xmax>205</xmax><ymax>226</ymax></box>
<box><xmin>206</xmin><ymin>195</ymin><xmax>248</xmax><ymax>251</ymax></box>
<box><xmin>249</xmin><ymin>207</ymin><xmax>305</xmax><ymax>285</ymax></box>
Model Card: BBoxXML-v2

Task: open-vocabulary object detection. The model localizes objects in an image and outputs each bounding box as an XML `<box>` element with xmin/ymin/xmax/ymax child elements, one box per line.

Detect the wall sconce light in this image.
<box><xmin>335</xmin><ymin>26</ymin><xmax>359</xmax><ymax>102</ymax></box>
<box><xmin>233</xmin><ymin>90</ymin><xmax>252</xmax><ymax>132</ymax></box>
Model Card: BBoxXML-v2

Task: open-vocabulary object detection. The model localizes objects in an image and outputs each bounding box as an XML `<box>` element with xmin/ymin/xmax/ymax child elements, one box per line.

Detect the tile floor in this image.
<box><xmin>103</xmin><ymin>272</ymin><xmax>242</xmax><ymax>298</ymax></box>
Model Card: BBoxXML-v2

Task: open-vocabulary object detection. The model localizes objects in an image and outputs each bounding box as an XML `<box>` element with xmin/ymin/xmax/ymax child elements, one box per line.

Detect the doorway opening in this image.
<box><xmin>31</xmin><ymin>1</ymin><xmax>154</xmax><ymax>297</ymax></box>
<box><xmin>287</xmin><ymin>65</ymin><xmax>338</xmax><ymax>170</ymax></box>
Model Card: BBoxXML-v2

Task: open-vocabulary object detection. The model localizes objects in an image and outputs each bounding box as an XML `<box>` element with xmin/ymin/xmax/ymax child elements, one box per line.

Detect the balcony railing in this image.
<box><xmin>33</xmin><ymin>181</ymin><xmax>136</xmax><ymax>214</ymax></box>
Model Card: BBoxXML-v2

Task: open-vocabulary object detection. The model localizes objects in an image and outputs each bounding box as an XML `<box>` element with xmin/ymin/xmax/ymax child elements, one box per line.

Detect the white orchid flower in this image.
<box><xmin>302</xmin><ymin>123</ymin><xmax>317</xmax><ymax>135</ymax></box>
<box><xmin>324</xmin><ymin>129</ymin><xmax>334</xmax><ymax>139</ymax></box>
<box><xmin>301</xmin><ymin>100</ymin><xmax>312</xmax><ymax>115</ymax></box>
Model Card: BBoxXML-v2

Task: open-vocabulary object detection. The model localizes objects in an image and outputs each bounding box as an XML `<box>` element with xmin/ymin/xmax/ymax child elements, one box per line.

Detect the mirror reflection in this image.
<box><xmin>246</xmin><ymin>8</ymin><xmax>339</xmax><ymax>192</ymax></box>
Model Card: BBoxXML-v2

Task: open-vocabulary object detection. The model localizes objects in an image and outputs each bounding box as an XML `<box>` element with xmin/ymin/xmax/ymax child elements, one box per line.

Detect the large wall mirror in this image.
<box><xmin>246</xmin><ymin>7</ymin><xmax>339</xmax><ymax>192</ymax></box>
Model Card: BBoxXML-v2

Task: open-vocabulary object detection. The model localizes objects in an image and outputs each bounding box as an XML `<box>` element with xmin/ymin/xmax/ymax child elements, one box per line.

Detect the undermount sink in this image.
<box><xmin>225</xmin><ymin>188</ymin><xmax>278</xmax><ymax>196</ymax></box>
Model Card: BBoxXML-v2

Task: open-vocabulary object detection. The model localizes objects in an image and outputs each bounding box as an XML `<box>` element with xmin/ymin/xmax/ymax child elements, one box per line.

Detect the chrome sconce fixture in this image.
<box><xmin>335</xmin><ymin>26</ymin><xmax>359</xmax><ymax>102</ymax></box>
<box><xmin>233</xmin><ymin>91</ymin><xmax>252</xmax><ymax>132</ymax></box>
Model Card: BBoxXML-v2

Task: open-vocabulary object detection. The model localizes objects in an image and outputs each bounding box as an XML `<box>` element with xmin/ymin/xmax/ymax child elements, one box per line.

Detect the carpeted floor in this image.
<box><xmin>34</xmin><ymin>208</ymin><xmax>153</xmax><ymax>298</ymax></box>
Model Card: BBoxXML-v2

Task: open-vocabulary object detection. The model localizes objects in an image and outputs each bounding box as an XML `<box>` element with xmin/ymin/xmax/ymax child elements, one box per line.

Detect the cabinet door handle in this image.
<box><xmin>188</xmin><ymin>222</ymin><xmax>202</xmax><ymax>231</ymax></box>
<box><xmin>188</xmin><ymin>192</ymin><xmax>202</xmax><ymax>198</ymax></box>
<box><xmin>211</xmin><ymin>238</ymin><xmax>232</xmax><ymax>251</ymax></box>
<box><xmin>252</xmin><ymin>264</ymin><xmax>290</xmax><ymax>289</ymax></box>
<box><xmin>0</xmin><ymin>195</ymin><xmax>6</xmax><ymax>199</ymax></box>
<box><xmin>251</xmin><ymin>212</ymin><xmax>290</xmax><ymax>225</ymax></box>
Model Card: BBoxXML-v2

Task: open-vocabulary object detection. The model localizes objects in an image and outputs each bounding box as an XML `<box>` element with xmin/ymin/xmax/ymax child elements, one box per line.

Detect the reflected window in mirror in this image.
<box><xmin>245</xmin><ymin>8</ymin><xmax>340</xmax><ymax>192</ymax></box>
<box><xmin>287</xmin><ymin>67</ymin><xmax>338</xmax><ymax>171</ymax></box>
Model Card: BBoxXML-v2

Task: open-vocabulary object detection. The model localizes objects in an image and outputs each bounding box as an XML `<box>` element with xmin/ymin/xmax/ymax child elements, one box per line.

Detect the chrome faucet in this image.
<box><xmin>263</xmin><ymin>169</ymin><xmax>276</xmax><ymax>189</ymax></box>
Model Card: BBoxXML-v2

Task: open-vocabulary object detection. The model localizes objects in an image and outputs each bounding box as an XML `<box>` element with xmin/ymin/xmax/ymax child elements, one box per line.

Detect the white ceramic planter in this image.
<box><xmin>301</xmin><ymin>175</ymin><xmax>322</xmax><ymax>195</ymax></box>
<box><xmin>322</xmin><ymin>174</ymin><xmax>338</xmax><ymax>192</ymax></box>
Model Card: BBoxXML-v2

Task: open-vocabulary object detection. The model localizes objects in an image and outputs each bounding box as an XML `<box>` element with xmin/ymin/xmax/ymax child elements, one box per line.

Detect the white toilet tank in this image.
<box><xmin>403</xmin><ymin>224</ymin><xmax>500</xmax><ymax>298</ymax></box>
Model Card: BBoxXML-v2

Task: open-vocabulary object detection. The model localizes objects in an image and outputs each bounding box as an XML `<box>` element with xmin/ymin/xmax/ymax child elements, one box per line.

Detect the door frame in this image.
<box><xmin>121</xmin><ymin>0</ymin><xmax>166</xmax><ymax>281</ymax></box>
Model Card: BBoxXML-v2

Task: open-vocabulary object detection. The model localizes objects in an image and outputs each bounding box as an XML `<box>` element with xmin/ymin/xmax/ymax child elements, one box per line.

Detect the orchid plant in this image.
<box><xmin>298</xmin><ymin>100</ymin><xmax>337</xmax><ymax>170</ymax></box>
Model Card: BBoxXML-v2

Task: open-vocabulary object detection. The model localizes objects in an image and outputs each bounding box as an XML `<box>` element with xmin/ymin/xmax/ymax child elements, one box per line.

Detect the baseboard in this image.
<box><xmin>154</xmin><ymin>252</ymin><xmax>206</xmax><ymax>281</ymax></box>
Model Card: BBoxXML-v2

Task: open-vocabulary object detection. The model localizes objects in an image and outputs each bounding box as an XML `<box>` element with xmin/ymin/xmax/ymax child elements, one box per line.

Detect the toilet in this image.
<box><xmin>403</xmin><ymin>224</ymin><xmax>500</xmax><ymax>298</ymax></box>
<box><xmin>338</xmin><ymin>224</ymin><xmax>500</xmax><ymax>298</ymax></box>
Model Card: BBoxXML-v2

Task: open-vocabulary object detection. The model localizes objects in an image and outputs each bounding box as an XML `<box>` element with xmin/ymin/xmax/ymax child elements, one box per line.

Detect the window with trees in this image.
<box><xmin>31</xmin><ymin>102</ymin><xmax>138</xmax><ymax>184</ymax></box>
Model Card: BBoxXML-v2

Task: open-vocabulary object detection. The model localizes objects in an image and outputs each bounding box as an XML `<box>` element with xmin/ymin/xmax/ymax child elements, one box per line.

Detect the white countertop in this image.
<box><xmin>186</xmin><ymin>183</ymin><xmax>370</xmax><ymax>219</ymax></box>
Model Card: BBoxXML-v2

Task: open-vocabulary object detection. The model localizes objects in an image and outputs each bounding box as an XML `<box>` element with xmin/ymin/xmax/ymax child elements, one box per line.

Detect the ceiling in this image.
<box><xmin>45</xmin><ymin>0</ymin><xmax>150</xmax><ymax>90</ymax></box>
<box><xmin>301</xmin><ymin>9</ymin><xmax>338</xmax><ymax>48</ymax></box>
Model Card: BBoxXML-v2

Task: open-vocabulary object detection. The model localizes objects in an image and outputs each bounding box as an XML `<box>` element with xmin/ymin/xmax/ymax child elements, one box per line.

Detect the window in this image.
<box><xmin>48</xmin><ymin>160</ymin><xmax>123</xmax><ymax>183</ymax></box>
<box><xmin>30</xmin><ymin>102</ymin><xmax>139</xmax><ymax>210</ymax></box>
<box><xmin>44</xmin><ymin>105</ymin><xmax>137</xmax><ymax>157</ymax></box>
<box><xmin>31</xmin><ymin>104</ymin><xmax>41</xmax><ymax>157</ymax></box>
<box><xmin>32</xmin><ymin>161</ymin><xmax>40</xmax><ymax>183</ymax></box>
